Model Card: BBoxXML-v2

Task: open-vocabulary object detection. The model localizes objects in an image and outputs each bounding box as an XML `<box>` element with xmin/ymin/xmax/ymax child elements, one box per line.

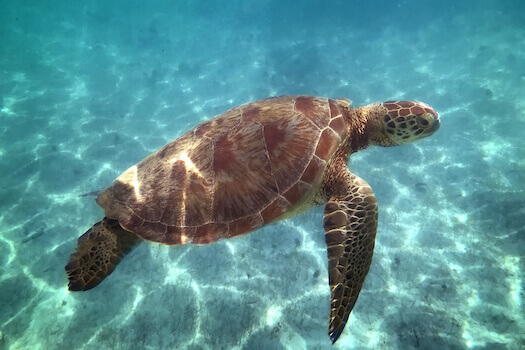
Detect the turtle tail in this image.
<box><xmin>65</xmin><ymin>217</ymin><xmax>142</xmax><ymax>291</ymax></box>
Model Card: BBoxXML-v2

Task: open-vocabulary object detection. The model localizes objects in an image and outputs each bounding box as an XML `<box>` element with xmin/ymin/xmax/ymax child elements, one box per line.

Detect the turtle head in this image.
<box><xmin>368</xmin><ymin>101</ymin><xmax>440</xmax><ymax>147</ymax></box>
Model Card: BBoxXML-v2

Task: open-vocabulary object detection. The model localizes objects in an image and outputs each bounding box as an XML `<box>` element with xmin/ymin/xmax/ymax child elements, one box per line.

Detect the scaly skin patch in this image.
<box><xmin>65</xmin><ymin>218</ymin><xmax>141</xmax><ymax>291</ymax></box>
<box><xmin>380</xmin><ymin>100</ymin><xmax>440</xmax><ymax>145</ymax></box>
<box><xmin>321</xmin><ymin>158</ymin><xmax>378</xmax><ymax>344</ymax></box>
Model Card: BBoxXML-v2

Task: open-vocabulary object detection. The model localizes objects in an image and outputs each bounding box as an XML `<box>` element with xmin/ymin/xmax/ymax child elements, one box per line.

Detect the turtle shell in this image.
<box><xmin>97</xmin><ymin>96</ymin><xmax>349</xmax><ymax>244</ymax></box>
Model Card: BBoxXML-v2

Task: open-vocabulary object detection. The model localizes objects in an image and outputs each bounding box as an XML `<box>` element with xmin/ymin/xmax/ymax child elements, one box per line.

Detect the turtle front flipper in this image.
<box><xmin>65</xmin><ymin>218</ymin><xmax>142</xmax><ymax>291</ymax></box>
<box><xmin>323</xmin><ymin>171</ymin><xmax>378</xmax><ymax>343</ymax></box>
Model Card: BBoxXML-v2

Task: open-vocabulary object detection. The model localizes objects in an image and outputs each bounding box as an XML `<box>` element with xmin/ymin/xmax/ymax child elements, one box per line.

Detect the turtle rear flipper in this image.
<box><xmin>323</xmin><ymin>166</ymin><xmax>378</xmax><ymax>343</ymax></box>
<box><xmin>65</xmin><ymin>218</ymin><xmax>141</xmax><ymax>291</ymax></box>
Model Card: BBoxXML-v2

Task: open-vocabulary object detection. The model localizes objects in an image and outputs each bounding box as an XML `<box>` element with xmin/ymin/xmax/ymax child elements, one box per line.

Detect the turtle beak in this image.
<box><xmin>419</xmin><ymin>103</ymin><xmax>440</xmax><ymax>136</ymax></box>
<box><xmin>428</xmin><ymin>117</ymin><xmax>440</xmax><ymax>134</ymax></box>
<box><xmin>424</xmin><ymin>110</ymin><xmax>440</xmax><ymax>136</ymax></box>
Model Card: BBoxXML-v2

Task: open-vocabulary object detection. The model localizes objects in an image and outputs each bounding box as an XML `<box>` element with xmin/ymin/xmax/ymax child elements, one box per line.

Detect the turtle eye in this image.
<box><xmin>416</xmin><ymin>114</ymin><xmax>432</xmax><ymax>128</ymax></box>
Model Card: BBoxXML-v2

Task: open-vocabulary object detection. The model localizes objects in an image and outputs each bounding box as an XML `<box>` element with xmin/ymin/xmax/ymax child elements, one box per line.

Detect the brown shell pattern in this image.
<box><xmin>97</xmin><ymin>96</ymin><xmax>349</xmax><ymax>245</ymax></box>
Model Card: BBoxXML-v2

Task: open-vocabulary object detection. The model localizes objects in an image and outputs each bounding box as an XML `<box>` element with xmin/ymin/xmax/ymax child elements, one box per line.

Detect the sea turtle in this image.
<box><xmin>65</xmin><ymin>95</ymin><xmax>440</xmax><ymax>343</ymax></box>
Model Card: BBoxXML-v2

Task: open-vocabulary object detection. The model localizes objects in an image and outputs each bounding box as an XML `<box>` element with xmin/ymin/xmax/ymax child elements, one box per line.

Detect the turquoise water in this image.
<box><xmin>1</xmin><ymin>1</ymin><xmax>524</xmax><ymax>349</ymax></box>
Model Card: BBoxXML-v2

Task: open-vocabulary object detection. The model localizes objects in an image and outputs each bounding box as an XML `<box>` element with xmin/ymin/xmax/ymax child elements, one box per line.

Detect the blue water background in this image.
<box><xmin>1</xmin><ymin>1</ymin><xmax>523</xmax><ymax>349</ymax></box>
